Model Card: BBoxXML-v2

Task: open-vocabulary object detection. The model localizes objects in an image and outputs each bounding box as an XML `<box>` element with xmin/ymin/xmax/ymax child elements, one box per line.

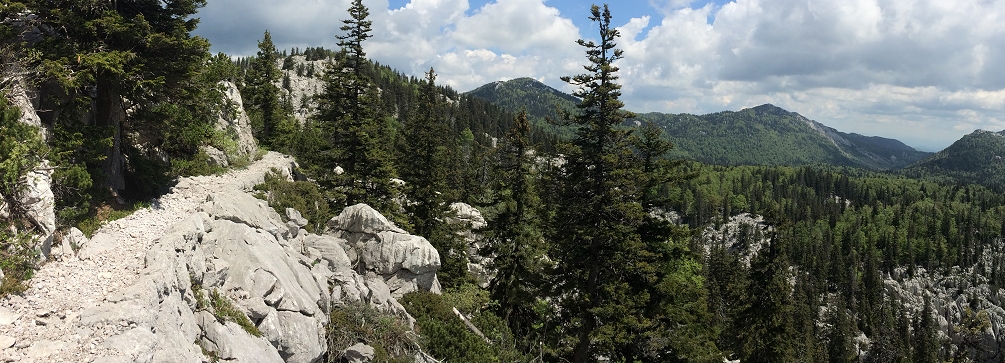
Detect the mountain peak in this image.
<box><xmin>750</xmin><ymin>104</ymin><xmax>795</xmax><ymax>117</ymax></box>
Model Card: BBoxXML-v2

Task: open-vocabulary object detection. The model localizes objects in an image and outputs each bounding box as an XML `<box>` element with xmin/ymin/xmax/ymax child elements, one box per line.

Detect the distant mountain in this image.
<box><xmin>902</xmin><ymin>130</ymin><xmax>1005</xmax><ymax>190</ymax></box>
<box><xmin>465</xmin><ymin>77</ymin><xmax>579</xmax><ymax>138</ymax></box>
<box><xmin>466</xmin><ymin>78</ymin><xmax>931</xmax><ymax>170</ymax></box>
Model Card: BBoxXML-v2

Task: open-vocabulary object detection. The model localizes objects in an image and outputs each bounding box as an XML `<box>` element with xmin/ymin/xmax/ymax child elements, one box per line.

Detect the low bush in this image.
<box><xmin>401</xmin><ymin>286</ymin><xmax>529</xmax><ymax>363</ymax></box>
<box><xmin>326</xmin><ymin>301</ymin><xmax>416</xmax><ymax>363</ymax></box>
<box><xmin>253</xmin><ymin>169</ymin><xmax>332</xmax><ymax>233</ymax></box>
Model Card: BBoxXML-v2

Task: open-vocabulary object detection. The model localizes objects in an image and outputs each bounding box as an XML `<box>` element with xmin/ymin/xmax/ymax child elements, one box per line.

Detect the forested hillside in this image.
<box><xmin>4</xmin><ymin>1</ymin><xmax>1005</xmax><ymax>362</ymax></box>
<box><xmin>469</xmin><ymin>79</ymin><xmax>931</xmax><ymax>170</ymax></box>
<box><xmin>903</xmin><ymin>130</ymin><xmax>1005</xmax><ymax>190</ymax></box>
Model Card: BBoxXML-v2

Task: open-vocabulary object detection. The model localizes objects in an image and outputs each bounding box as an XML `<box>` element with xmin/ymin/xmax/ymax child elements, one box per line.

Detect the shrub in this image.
<box><xmin>401</xmin><ymin>288</ymin><xmax>529</xmax><ymax>363</ymax></box>
<box><xmin>209</xmin><ymin>289</ymin><xmax>262</xmax><ymax>337</ymax></box>
<box><xmin>326</xmin><ymin>301</ymin><xmax>416</xmax><ymax>363</ymax></box>
<box><xmin>0</xmin><ymin>95</ymin><xmax>45</xmax><ymax>296</ymax></box>
<box><xmin>253</xmin><ymin>169</ymin><xmax>332</xmax><ymax>233</ymax></box>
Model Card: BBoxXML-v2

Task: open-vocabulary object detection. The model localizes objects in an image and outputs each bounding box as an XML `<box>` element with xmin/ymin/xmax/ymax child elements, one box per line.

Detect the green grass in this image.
<box><xmin>191</xmin><ymin>277</ymin><xmax>262</xmax><ymax>337</ymax></box>
<box><xmin>209</xmin><ymin>289</ymin><xmax>263</xmax><ymax>337</ymax></box>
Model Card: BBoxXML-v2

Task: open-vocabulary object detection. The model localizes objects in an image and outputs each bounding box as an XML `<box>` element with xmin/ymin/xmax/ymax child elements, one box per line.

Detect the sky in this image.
<box><xmin>193</xmin><ymin>0</ymin><xmax>1005</xmax><ymax>151</ymax></box>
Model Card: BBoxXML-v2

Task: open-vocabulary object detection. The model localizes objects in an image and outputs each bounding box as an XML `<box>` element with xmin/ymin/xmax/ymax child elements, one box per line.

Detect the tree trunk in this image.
<box><xmin>95</xmin><ymin>72</ymin><xmax>125</xmax><ymax>198</ymax></box>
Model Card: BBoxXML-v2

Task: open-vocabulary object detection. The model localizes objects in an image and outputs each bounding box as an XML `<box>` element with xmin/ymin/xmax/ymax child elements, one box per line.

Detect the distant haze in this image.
<box><xmin>194</xmin><ymin>0</ymin><xmax>1005</xmax><ymax>151</ymax></box>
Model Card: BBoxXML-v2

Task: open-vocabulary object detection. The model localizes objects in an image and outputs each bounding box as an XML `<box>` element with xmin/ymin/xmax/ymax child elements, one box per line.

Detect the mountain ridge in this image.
<box><xmin>466</xmin><ymin>78</ymin><xmax>932</xmax><ymax>170</ymax></box>
<box><xmin>902</xmin><ymin>129</ymin><xmax>1005</xmax><ymax>190</ymax></box>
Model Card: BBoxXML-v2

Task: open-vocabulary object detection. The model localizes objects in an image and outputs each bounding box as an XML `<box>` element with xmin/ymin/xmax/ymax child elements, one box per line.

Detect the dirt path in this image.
<box><xmin>0</xmin><ymin>152</ymin><xmax>295</xmax><ymax>362</ymax></box>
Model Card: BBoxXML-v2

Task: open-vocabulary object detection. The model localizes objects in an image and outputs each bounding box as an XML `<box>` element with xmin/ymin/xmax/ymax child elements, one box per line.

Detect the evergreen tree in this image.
<box><xmin>912</xmin><ymin>297</ymin><xmax>941</xmax><ymax>363</ymax></box>
<box><xmin>483</xmin><ymin>111</ymin><xmax>550</xmax><ymax>350</ymax></box>
<box><xmin>734</xmin><ymin>233</ymin><xmax>797</xmax><ymax>362</ymax></box>
<box><xmin>551</xmin><ymin>5</ymin><xmax>718</xmax><ymax>362</ymax></box>
<box><xmin>309</xmin><ymin>0</ymin><xmax>400</xmax><ymax>215</ymax></box>
<box><xmin>21</xmin><ymin>0</ymin><xmax>211</xmax><ymax>195</ymax></box>
<box><xmin>399</xmin><ymin>69</ymin><xmax>467</xmax><ymax>286</ymax></box>
<box><xmin>243</xmin><ymin>30</ymin><xmax>291</xmax><ymax>149</ymax></box>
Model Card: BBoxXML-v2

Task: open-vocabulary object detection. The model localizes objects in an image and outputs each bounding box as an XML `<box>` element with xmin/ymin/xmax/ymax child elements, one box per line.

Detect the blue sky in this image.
<box><xmin>194</xmin><ymin>0</ymin><xmax>1005</xmax><ymax>151</ymax></box>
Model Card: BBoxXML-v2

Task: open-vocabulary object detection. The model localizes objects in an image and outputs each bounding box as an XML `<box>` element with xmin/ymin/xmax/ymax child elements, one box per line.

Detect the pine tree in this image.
<box><xmin>734</xmin><ymin>233</ymin><xmax>797</xmax><ymax>362</ymax></box>
<box><xmin>310</xmin><ymin>0</ymin><xmax>400</xmax><ymax>215</ymax></box>
<box><xmin>22</xmin><ymin>0</ymin><xmax>211</xmax><ymax>195</ymax></box>
<box><xmin>551</xmin><ymin>5</ymin><xmax>718</xmax><ymax>362</ymax></box>
<box><xmin>912</xmin><ymin>297</ymin><xmax>941</xmax><ymax>363</ymax></box>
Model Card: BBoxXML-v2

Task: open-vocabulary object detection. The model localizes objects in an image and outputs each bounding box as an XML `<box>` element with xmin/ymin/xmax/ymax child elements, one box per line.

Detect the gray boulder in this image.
<box><xmin>329</xmin><ymin>204</ymin><xmax>406</xmax><ymax>234</ymax></box>
<box><xmin>344</xmin><ymin>343</ymin><xmax>375</xmax><ymax>363</ymax></box>
<box><xmin>201</xmin><ymin>145</ymin><xmax>229</xmax><ymax>168</ymax></box>
<box><xmin>286</xmin><ymin>207</ymin><xmax>308</xmax><ymax>228</ymax></box>
<box><xmin>198</xmin><ymin>311</ymin><xmax>283</xmax><ymax>363</ymax></box>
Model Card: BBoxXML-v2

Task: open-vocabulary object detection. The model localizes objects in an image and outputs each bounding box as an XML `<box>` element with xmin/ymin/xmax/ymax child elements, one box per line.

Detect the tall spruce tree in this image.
<box><xmin>310</xmin><ymin>0</ymin><xmax>399</xmax><ymax>215</ymax></box>
<box><xmin>734</xmin><ymin>232</ymin><xmax>797</xmax><ymax>362</ymax></box>
<box><xmin>552</xmin><ymin>4</ymin><xmax>718</xmax><ymax>362</ymax></box>
<box><xmin>399</xmin><ymin>69</ymin><xmax>467</xmax><ymax>286</ymax></box>
<box><xmin>243</xmin><ymin>31</ymin><xmax>289</xmax><ymax>149</ymax></box>
<box><xmin>484</xmin><ymin>111</ymin><xmax>550</xmax><ymax>349</ymax></box>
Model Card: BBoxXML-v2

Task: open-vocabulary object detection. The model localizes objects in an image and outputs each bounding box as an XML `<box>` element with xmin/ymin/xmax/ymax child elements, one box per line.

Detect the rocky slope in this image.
<box><xmin>0</xmin><ymin>152</ymin><xmax>443</xmax><ymax>362</ymax></box>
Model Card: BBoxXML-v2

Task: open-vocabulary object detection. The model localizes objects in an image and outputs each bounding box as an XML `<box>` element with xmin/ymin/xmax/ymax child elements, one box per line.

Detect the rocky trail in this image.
<box><xmin>0</xmin><ymin>152</ymin><xmax>297</xmax><ymax>362</ymax></box>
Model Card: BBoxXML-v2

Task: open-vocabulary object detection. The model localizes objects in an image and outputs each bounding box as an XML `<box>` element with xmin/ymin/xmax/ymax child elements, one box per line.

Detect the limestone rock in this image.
<box><xmin>361</xmin><ymin>232</ymin><xmax>440</xmax><ymax>276</ymax></box>
<box><xmin>258</xmin><ymin>310</ymin><xmax>326</xmax><ymax>363</ymax></box>
<box><xmin>286</xmin><ymin>207</ymin><xmax>308</xmax><ymax>228</ymax></box>
<box><xmin>201</xmin><ymin>219</ymin><xmax>322</xmax><ymax>316</ymax></box>
<box><xmin>217</xmin><ymin>81</ymin><xmax>259</xmax><ymax>157</ymax></box>
<box><xmin>329</xmin><ymin>204</ymin><xmax>405</xmax><ymax>235</ymax></box>
<box><xmin>202</xmin><ymin>145</ymin><xmax>229</xmax><ymax>168</ymax></box>
<box><xmin>24</xmin><ymin>340</ymin><xmax>70</xmax><ymax>359</ymax></box>
<box><xmin>700</xmin><ymin>213</ymin><xmax>773</xmax><ymax>268</ymax></box>
<box><xmin>78</xmin><ymin>232</ymin><xmax>118</xmax><ymax>260</ymax></box>
<box><xmin>449</xmin><ymin>202</ymin><xmax>486</xmax><ymax>230</ymax></box>
<box><xmin>0</xmin><ymin>335</ymin><xmax>14</xmax><ymax>349</ymax></box>
<box><xmin>198</xmin><ymin>311</ymin><xmax>283</xmax><ymax>363</ymax></box>
<box><xmin>201</xmin><ymin>192</ymin><xmax>287</xmax><ymax>238</ymax></box>
<box><xmin>64</xmin><ymin>225</ymin><xmax>87</xmax><ymax>250</ymax></box>
<box><xmin>303</xmin><ymin>234</ymin><xmax>352</xmax><ymax>271</ymax></box>
<box><xmin>0</xmin><ymin>307</ymin><xmax>18</xmax><ymax>325</ymax></box>
<box><xmin>345</xmin><ymin>343</ymin><xmax>375</xmax><ymax>363</ymax></box>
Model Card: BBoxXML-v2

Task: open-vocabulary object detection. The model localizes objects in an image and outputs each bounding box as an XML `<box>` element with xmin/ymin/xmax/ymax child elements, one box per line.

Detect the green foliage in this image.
<box><xmin>208</xmin><ymin>288</ymin><xmax>262</xmax><ymax>337</ymax></box>
<box><xmin>398</xmin><ymin>69</ymin><xmax>470</xmax><ymax>287</ymax></box>
<box><xmin>326</xmin><ymin>301</ymin><xmax>417</xmax><ymax>363</ymax></box>
<box><xmin>169</xmin><ymin>149</ymin><xmax>225</xmax><ymax>177</ymax></box>
<box><xmin>902</xmin><ymin>129</ymin><xmax>1005</xmax><ymax>191</ymax></box>
<box><xmin>401</xmin><ymin>289</ymin><xmax>528</xmax><ymax>362</ymax></box>
<box><xmin>306</xmin><ymin>1</ymin><xmax>402</xmax><ymax>219</ymax></box>
<box><xmin>252</xmin><ymin>169</ymin><xmax>332</xmax><ymax>233</ymax></box>
<box><xmin>0</xmin><ymin>97</ymin><xmax>44</xmax><ymax>295</ymax></box>
<box><xmin>548</xmin><ymin>5</ymin><xmax>719</xmax><ymax>362</ymax></box>
<box><xmin>0</xmin><ymin>230</ymin><xmax>36</xmax><ymax>296</ymax></box>
<box><xmin>242</xmin><ymin>31</ymin><xmax>294</xmax><ymax>150</ymax></box>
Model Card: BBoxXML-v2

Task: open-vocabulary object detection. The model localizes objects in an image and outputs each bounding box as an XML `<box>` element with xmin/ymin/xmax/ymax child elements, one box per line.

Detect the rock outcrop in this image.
<box><xmin>212</xmin><ymin>81</ymin><xmax>259</xmax><ymax>162</ymax></box>
<box><xmin>3</xmin><ymin>79</ymin><xmax>56</xmax><ymax>261</ymax></box>
<box><xmin>448</xmin><ymin>202</ymin><xmax>493</xmax><ymax>288</ymax></box>
<box><xmin>0</xmin><ymin>152</ymin><xmax>441</xmax><ymax>362</ymax></box>
<box><xmin>329</xmin><ymin>204</ymin><xmax>442</xmax><ymax>299</ymax></box>
<box><xmin>701</xmin><ymin>213</ymin><xmax>773</xmax><ymax>268</ymax></box>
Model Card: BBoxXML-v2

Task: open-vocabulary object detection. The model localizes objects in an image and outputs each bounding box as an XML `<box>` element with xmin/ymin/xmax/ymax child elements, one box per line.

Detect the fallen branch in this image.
<box><xmin>452</xmin><ymin>307</ymin><xmax>490</xmax><ymax>344</ymax></box>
